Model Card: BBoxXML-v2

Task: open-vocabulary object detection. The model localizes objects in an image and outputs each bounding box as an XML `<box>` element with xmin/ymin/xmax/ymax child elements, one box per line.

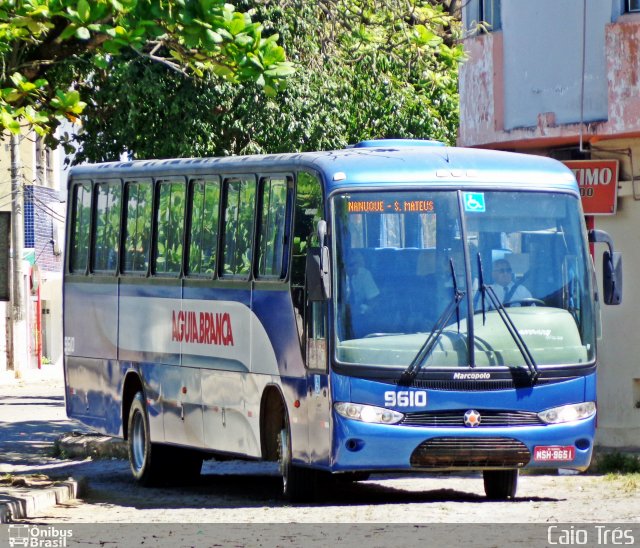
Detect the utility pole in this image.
<box><xmin>10</xmin><ymin>132</ymin><xmax>25</xmax><ymax>373</ymax></box>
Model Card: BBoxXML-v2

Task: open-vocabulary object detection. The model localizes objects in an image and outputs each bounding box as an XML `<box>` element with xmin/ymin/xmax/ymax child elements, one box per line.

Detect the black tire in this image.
<box><xmin>483</xmin><ymin>469</ymin><xmax>519</xmax><ymax>500</ymax></box>
<box><xmin>127</xmin><ymin>391</ymin><xmax>168</xmax><ymax>486</ymax></box>
<box><xmin>278</xmin><ymin>424</ymin><xmax>317</xmax><ymax>502</ymax></box>
<box><xmin>128</xmin><ymin>392</ymin><xmax>204</xmax><ymax>486</ymax></box>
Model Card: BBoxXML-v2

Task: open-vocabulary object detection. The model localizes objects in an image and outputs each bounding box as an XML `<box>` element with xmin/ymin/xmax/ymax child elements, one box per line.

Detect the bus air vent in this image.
<box><xmin>410</xmin><ymin>437</ymin><xmax>530</xmax><ymax>468</ymax></box>
<box><xmin>398</xmin><ymin>379</ymin><xmax>517</xmax><ymax>391</ymax></box>
<box><xmin>395</xmin><ymin>376</ymin><xmax>578</xmax><ymax>391</ymax></box>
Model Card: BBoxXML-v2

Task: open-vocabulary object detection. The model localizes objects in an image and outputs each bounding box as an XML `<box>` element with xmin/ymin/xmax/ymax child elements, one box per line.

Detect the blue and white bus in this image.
<box><xmin>63</xmin><ymin>140</ymin><xmax>622</xmax><ymax>500</ymax></box>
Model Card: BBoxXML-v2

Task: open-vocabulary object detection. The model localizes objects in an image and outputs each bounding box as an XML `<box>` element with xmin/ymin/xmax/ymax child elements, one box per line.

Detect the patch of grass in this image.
<box><xmin>593</xmin><ymin>452</ymin><xmax>640</xmax><ymax>474</ymax></box>
<box><xmin>619</xmin><ymin>474</ymin><xmax>640</xmax><ymax>492</ymax></box>
<box><xmin>0</xmin><ymin>473</ymin><xmax>15</xmax><ymax>485</ymax></box>
<box><xmin>50</xmin><ymin>438</ymin><xmax>69</xmax><ymax>459</ymax></box>
<box><xmin>0</xmin><ymin>473</ymin><xmax>54</xmax><ymax>487</ymax></box>
<box><xmin>603</xmin><ymin>473</ymin><xmax>640</xmax><ymax>494</ymax></box>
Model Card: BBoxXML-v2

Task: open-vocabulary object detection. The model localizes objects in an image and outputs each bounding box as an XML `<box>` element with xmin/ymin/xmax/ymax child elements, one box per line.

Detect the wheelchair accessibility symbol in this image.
<box><xmin>463</xmin><ymin>192</ymin><xmax>486</xmax><ymax>212</ymax></box>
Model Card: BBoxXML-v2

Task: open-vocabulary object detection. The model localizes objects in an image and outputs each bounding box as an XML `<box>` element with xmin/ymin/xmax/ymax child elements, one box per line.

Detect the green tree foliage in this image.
<box><xmin>74</xmin><ymin>0</ymin><xmax>464</xmax><ymax>161</ymax></box>
<box><xmin>0</xmin><ymin>0</ymin><xmax>293</xmax><ymax>140</ymax></box>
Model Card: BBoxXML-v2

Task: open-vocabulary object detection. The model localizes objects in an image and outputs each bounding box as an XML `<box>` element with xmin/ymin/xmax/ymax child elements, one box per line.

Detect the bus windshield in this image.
<box><xmin>333</xmin><ymin>190</ymin><xmax>595</xmax><ymax>370</ymax></box>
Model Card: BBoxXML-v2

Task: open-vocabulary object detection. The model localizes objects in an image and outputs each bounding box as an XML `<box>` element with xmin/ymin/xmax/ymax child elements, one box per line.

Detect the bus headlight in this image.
<box><xmin>334</xmin><ymin>402</ymin><xmax>404</xmax><ymax>424</ymax></box>
<box><xmin>538</xmin><ymin>402</ymin><xmax>596</xmax><ymax>424</ymax></box>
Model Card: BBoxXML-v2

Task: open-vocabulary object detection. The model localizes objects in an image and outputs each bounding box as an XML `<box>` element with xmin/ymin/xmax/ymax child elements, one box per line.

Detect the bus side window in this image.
<box><xmin>257</xmin><ymin>175</ymin><xmax>292</xmax><ymax>279</ymax></box>
<box><xmin>92</xmin><ymin>180</ymin><xmax>121</xmax><ymax>273</ymax></box>
<box><xmin>187</xmin><ymin>177</ymin><xmax>220</xmax><ymax>276</ymax></box>
<box><xmin>291</xmin><ymin>171</ymin><xmax>323</xmax><ymax>347</ymax></box>
<box><xmin>154</xmin><ymin>179</ymin><xmax>185</xmax><ymax>276</ymax></box>
<box><xmin>222</xmin><ymin>177</ymin><xmax>256</xmax><ymax>278</ymax></box>
<box><xmin>69</xmin><ymin>181</ymin><xmax>92</xmax><ymax>274</ymax></box>
<box><xmin>122</xmin><ymin>180</ymin><xmax>152</xmax><ymax>274</ymax></box>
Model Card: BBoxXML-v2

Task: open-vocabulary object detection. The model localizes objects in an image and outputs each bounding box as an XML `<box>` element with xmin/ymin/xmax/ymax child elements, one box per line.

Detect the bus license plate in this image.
<box><xmin>533</xmin><ymin>446</ymin><xmax>575</xmax><ymax>462</ymax></box>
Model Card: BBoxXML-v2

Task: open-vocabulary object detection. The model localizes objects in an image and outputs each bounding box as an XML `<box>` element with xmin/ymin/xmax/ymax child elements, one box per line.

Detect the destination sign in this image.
<box><xmin>347</xmin><ymin>199</ymin><xmax>435</xmax><ymax>214</ymax></box>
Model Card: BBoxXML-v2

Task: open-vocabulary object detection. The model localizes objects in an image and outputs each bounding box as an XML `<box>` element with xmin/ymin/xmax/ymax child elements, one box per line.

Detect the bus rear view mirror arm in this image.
<box><xmin>306</xmin><ymin>248</ymin><xmax>331</xmax><ymax>301</ymax></box>
<box><xmin>589</xmin><ymin>229</ymin><xmax>623</xmax><ymax>305</ymax></box>
<box><xmin>317</xmin><ymin>220</ymin><xmax>331</xmax><ymax>300</ymax></box>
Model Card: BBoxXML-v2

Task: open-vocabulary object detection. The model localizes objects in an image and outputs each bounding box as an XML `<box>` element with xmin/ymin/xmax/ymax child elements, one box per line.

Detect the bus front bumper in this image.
<box><xmin>331</xmin><ymin>414</ymin><xmax>595</xmax><ymax>473</ymax></box>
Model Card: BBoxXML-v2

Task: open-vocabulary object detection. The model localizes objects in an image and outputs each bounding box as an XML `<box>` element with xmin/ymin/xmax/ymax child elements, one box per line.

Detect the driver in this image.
<box><xmin>489</xmin><ymin>258</ymin><xmax>532</xmax><ymax>306</ymax></box>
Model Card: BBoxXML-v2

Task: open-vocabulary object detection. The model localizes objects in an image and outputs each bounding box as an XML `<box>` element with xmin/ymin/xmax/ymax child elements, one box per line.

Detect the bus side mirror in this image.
<box><xmin>602</xmin><ymin>250</ymin><xmax>622</xmax><ymax>305</ymax></box>
<box><xmin>589</xmin><ymin>229</ymin><xmax>623</xmax><ymax>305</ymax></box>
<box><xmin>306</xmin><ymin>220</ymin><xmax>331</xmax><ymax>301</ymax></box>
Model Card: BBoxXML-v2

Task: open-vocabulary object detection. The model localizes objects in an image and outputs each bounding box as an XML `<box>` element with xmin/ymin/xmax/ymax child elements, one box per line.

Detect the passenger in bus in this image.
<box><xmin>344</xmin><ymin>251</ymin><xmax>381</xmax><ymax>337</ymax></box>
<box><xmin>489</xmin><ymin>258</ymin><xmax>532</xmax><ymax>306</ymax></box>
<box><xmin>347</xmin><ymin>251</ymin><xmax>380</xmax><ymax>314</ymax></box>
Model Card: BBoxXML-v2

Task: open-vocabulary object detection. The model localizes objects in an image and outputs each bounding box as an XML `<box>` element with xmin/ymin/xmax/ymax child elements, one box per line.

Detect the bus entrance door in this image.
<box><xmin>306</xmin><ymin>301</ymin><xmax>330</xmax><ymax>465</ymax></box>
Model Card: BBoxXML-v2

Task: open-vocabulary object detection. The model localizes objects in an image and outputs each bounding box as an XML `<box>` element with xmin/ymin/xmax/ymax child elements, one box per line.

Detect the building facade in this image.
<box><xmin>459</xmin><ymin>0</ymin><xmax>640</xmax><ymax>448</ymax></box>
<box><xmin>0</xmin><ymin>131</ymin><xmax>65</xmax><ymax>376</ymax></box>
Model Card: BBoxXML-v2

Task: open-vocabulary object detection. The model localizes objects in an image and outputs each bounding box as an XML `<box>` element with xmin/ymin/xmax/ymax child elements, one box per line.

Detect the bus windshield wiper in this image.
<box><xmin>477</xmin><ymin>253</ymin><xmax>487</xmax><ymax>323</ymax></box>
<box><xmin>477</xmin><ymin>255</ymin><xmax>539</xmax><ymax>382</ymax></box>
<box><xmin>399</xmin><ymin>258</ymin><xmax>465</xmax><ymax>386</ymax></box>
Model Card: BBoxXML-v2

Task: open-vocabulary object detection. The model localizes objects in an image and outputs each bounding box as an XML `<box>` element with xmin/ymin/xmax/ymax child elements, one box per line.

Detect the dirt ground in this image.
<box><xmin>22</xmin><ymin>461</ymin><xmax>640</xmax><ymax>524</ymax></box>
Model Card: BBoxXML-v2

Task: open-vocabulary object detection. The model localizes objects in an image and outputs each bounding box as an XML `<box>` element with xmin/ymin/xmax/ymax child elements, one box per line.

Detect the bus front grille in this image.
<box><xmin>400</xmin><ymin>410</ymin><xmax>544</xmax><ymax>428</ymax></box>
<box><xmin>410</xmin><ymin>437</ymin><xmax>531</xmax><ymax>468</ymax></box>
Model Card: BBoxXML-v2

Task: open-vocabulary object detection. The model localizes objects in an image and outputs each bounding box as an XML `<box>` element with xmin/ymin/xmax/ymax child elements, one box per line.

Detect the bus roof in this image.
<box><xmin>68</xmin><ymin>141</ymin><xmax>578</xmax><ymax>194</ymax></box>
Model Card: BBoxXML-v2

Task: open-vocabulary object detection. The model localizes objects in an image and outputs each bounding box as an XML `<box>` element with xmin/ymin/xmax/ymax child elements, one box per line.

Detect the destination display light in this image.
<box><xmin>347</xmin><ymin>198</ymin><xmax>435</xmax><ymax>214</ymax></box>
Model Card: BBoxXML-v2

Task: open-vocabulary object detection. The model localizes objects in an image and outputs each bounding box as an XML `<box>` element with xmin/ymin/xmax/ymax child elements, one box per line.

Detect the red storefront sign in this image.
<box><xmin>563</xmin><ymin>160</ymin><xmax>619</xmax><ymax>215</ymax></box>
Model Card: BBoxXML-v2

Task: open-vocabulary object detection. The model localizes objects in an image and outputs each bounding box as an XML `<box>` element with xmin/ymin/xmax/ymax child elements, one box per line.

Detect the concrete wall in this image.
<box><xmin>459</xmin><ymin>3</ymin><xmax>640</xmax><ymax>149</ymax></box>
<box><xmin>24</xmin><ymin>186</ymin><xmax>64</xmax><ymax>272</ymax></box>
<box><xmin>590</xmin><ymin>139</ymin><xmax>640</xmax><ymax>448</ymax></box>
<box><xmin>40</xmin><ymin>272</ymin><xmax>63</xmax><ymax>366</ymax></box>
<box><xmin>503</xmin><ymin>0</ymin><xmax>609</xmax><ymax>130</ymax></box>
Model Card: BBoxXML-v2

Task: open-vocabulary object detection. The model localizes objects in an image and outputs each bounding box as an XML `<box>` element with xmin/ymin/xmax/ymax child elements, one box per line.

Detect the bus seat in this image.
<box><xmin>527</xmin><ymin>263</ymin><xmax>562</xmax><ymax>307</ymax></box>
<box><xmin>401</xmin><ymin>250</ymin><xmax>437</xmax><ymax>332</ymax></box>
<box><xmin>416</xmin><ymin>249</ymin><xmax>436</xmax><ymax>276</ymax></box>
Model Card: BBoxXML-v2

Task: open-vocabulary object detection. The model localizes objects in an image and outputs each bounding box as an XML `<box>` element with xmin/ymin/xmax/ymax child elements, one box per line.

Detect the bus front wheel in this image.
<box><xmin>483</xmin><ymin>469</ymin><xmax>518</xmax><ymax>500</ymax></box>
<box><xmin>278</xmin><ymin>426</ymin><xmax>316</xmax><ymax>502</ymax></box>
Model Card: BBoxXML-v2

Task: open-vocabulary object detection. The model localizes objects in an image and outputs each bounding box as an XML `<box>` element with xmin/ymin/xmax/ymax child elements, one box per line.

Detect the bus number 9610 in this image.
<box><xmin>384</xmin><ymin>391</ymin><xmax>428</xmax><ymax>408</ymax></box>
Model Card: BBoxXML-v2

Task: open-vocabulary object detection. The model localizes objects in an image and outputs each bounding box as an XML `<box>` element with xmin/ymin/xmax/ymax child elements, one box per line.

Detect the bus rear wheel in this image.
<box><xmin>128</xmin><ymin>392</ymin><xmax>203</xmax><ymax>486</ymax></box>
<box><xmin>128</xmin><ymin>392</ymin><xmax>168</xmax><ymax>486</ymax></box>
<box><xmin>483</xmin><ymin>469</ymin><xmax>518</xmax><ymax>500</ymax></box>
